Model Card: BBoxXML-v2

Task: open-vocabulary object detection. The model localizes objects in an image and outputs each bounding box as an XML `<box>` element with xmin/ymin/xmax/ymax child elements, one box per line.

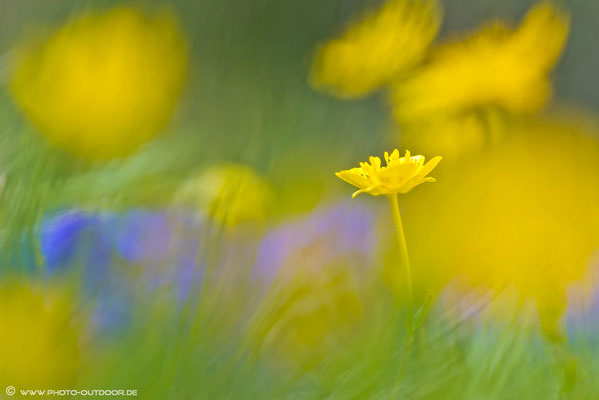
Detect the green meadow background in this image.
<box><xmin>0</xmin><ymin>1</ymin><xmax>598</xmax><ymax>399</ymax></box>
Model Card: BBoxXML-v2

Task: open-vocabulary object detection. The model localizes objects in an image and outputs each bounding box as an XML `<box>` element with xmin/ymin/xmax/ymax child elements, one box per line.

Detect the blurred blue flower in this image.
<box><xmin>39</xmin><ymin>209</ymin><xmax>207</xmax><ymax>332</ymax></box>
<box><xmin>40</xmin><ymin>210</ymin><xmax>113</xmax><ymax>286</ymax></box>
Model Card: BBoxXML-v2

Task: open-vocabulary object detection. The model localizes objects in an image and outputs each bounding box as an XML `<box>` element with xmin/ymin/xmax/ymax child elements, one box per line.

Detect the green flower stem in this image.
<box><xmin>388</xmin><ymin>193</ymin><xmax>416</xmax><ymax>392</ymax></box>
<box><xmin>388</xmin><ymin>193</ymin><xmax>413</xmax><ymax>304</ymax></box>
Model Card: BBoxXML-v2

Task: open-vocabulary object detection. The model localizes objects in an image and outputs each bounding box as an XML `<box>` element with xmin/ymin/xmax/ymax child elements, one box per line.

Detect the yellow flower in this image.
<box><xmin>336</xmin><ymin>149</ymin><xmax>442</xmax><ymax>198</ymax></box>
<box><xmin>10</xmin><ymin>6</ymin><xmax>188</xmax><ymax>160</ymax></box>
<box><xmin>403</xmin><ymin>115</ymin><xmax>599</xmax><ymax>339</ymax></box>
<box><xmin>310</xmin><ymin>0</ymin><xmax>441</xmax><ymax>99</ymax></box>
<box><xmin>173</xmin><ymin>164</ymin><xmax>274</xmax><ymax>227</ymax></box>
<box><xmin>391</xmin><ymin>2</ymin><xmax>569</xmax><ymax>123</ymax></box>
<box><xmin>0</xmin><ymin>281</ymin><xmax>82</xmax><ymax>388</ymax></box>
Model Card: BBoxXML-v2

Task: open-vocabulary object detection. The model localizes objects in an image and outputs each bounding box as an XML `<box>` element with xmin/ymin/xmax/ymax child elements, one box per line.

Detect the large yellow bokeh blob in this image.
<box><xmin>403</xmin><ymin>116</ymin><xmax>599</xmax><ymax>338</ymax></box>
<box><xmin>0</xmin><ymin>282</ymin><xmax>82</xmax><ymax>388</ymax></box>
<box><xmin>11</xmin><ymin>7</ymin><xmax>188</xmax><ymax>160</ymax></box>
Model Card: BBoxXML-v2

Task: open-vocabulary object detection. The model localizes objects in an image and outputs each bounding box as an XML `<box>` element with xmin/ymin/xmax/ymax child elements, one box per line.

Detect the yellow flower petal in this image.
<box><xmin>335</xmin><ymin>168</ymin><xmax>370</xmax><ymax>189</ymax></box>
<box><xmin>418</xmin><ymin>156</ymin><xmax>443</xmax><ymax>178</ymax></box>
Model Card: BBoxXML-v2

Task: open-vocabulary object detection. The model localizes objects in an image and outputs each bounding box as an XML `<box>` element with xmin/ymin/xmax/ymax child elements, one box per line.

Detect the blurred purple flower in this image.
<box><xmin>107</xmin><ymin>210</ymin><xmax>173</xmax><ymax>263</ymax></box>
<box><xmin>254</xmin><ymin>201</ymin><xmax>378</xmax><ymax>286</ymax></box>
<box><xmin>566</xmin><ymin>287</ymin><xmax>599</xmax><ymax>342</ymax></box>
<box><xmin>562</xmin><ymin>256</ymin><xmax>599</xmax><ymax>346</ymax></box>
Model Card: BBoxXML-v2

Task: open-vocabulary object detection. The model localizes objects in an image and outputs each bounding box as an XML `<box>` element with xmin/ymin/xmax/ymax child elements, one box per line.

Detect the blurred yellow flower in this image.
<box><xmin>391</xmin><ymin>2</ymin><xmax>569</xmax><ymax>123</ymax></box>
<box><xmin>398</xmin><ymin>108</ymin><xmax>508</xmax><ymax>163</ymax></box>
<box><xmin>310</xmin><ymin>0</ymin><xmax>441</xmax><ymax>99</ymax></box>
<box><xmin>336</xmin><ymin>149</ymin><xmax>441</xmax><ymax>198</ymax></box>
<box><xmin>174</xmin><ymin>164</ymin><xmax>274</xmax><ymax>227</ymax></box>
<box><xmin>11</xmin><ymin>6</ymin><xmax>188</xmax><ymax>160</ymax></box>
<box><xmin>404</xmin><ymin>116</ymin><xmax>599</xmax><ymax>339</ymax></box>
<box><xmin>256</xmin><ymin>266</ymin><xmax>365</xmax><ymax>358</ymax></box>
<box><xmin>0</xmin><ymin>281</ymin><xmax>81</xmax><ymax>388</ymax></box>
